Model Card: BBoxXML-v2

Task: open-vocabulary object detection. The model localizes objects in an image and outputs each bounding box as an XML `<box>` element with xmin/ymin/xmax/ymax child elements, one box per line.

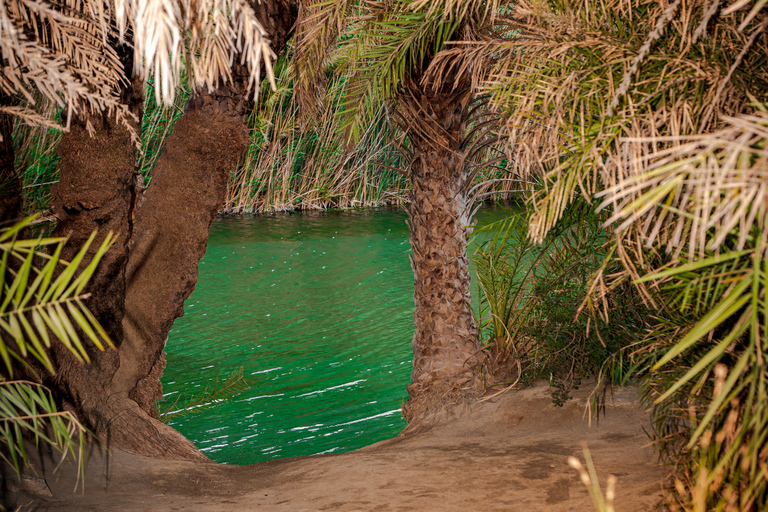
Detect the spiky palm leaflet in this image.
<box><xmin>438</xmin><ymin>0</ymin><xmax>768</xmax><ymax>507</ymax></box>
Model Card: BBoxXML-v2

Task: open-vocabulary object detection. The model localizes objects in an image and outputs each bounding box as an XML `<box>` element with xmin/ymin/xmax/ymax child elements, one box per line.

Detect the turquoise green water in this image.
<box><xmin>161</xmin><ymin>209</ymin><xmax>415</xmax><ymax>465</ymax></box>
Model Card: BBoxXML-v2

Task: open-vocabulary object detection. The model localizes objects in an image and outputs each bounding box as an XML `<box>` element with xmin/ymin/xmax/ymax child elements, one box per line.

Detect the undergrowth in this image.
<box><xmin>473</xmin><ymin>201</ymin><xmax>646</xmax><ymax>405</ymax></box>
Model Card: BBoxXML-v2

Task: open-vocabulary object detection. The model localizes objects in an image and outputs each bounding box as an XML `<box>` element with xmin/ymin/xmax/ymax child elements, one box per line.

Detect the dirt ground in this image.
<box><xmin>4</xmin><ymin>381</ymin><xmax>665</xmax><ymax>511</ymax></box>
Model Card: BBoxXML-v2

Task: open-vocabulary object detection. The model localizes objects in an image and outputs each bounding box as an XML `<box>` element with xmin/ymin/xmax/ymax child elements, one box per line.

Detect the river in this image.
<box><xmin>161</xmin><ymin>209</ymin><xmax>415</xmax><ymax>464</ymax></box>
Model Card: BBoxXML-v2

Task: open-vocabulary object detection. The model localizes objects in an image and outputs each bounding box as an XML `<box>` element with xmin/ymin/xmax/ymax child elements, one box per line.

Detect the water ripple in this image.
<box><xmin>162</xmin><ymin>209</ymin><xmax>414</xmax><ymax>465</ymax></box>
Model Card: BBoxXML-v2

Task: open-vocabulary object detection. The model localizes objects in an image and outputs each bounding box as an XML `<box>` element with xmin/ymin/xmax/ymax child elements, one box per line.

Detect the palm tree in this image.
<box><xmin>2</xmin><ymin>0</ymin><xmax>298</xmax><ymax>459</ymax></box>
<box><xmin>442</xmin><ymin>0</ymin><xmax>768</xmax><ymax>507</ymax></box>
<box><xmin>295</xmin><ymin>0</ymin><xmax>514</xmax><ymax>417</ymax></box>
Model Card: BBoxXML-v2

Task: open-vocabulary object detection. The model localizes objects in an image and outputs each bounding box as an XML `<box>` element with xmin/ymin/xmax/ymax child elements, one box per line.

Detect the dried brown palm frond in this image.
<box><xmin>599</xmin><ymin>112</ymin><xmax>768</xmax><ymax>261</ymax></box>
<box><xmin>0</xmin><ymin>0</ymin><xmax>133</xmax><ymax>137</ymax></box>
<box><xmin>481</xmin><ymin>0</ymin><xmax>767</xmax><ymax>243</ymax></box>
<box><xmin>409</xmin><ymin>0</ymin><xmax>500</xmax><ymax>26</ymax></box>
<box><xmin>1</xmin><ymin>0</ymin><xmax>276</xmax><ymax>137</ymax></box>
<box><xmin>293</xmin><ymin>0</ymin><xmax>349</xmax><ymax>119</ymax></box>
<box><xmin>115</xmin><ymin>0</ymin><xmax>276</xmax><ymax>103</ymax></box>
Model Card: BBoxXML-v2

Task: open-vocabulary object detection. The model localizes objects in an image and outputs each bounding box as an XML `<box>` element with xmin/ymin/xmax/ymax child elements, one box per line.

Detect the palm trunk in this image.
<box><xmin>50</xmin><ymin>76</ymin><xmax>141</xmax><ymax>425</ymax></box>
<box><xmin>116</xmin><ymin>0</ymin><xmax>297</xmax><ymax>418</ymax></box>
<box><xmin>44</xmin><ymin>1</ymin><xmax>298</xmax><ymax>460</ymax></box>
<box><xmin>114</xmin><ymin>99</ymin><xmax>249</xmax><ymax>415</ymax></box>
<box><xmin>399</xmin><ymin>80</ymin><xmax>483</xmax><ymax>420</ymax></box>
<box><xmin>50</xmin><ymin>77</ymin><xmax>207</xmax><ymax>460</ymax></box>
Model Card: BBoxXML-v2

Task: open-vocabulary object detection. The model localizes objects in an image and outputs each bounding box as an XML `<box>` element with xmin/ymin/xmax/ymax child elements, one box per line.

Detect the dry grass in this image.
<box><xmin>224</xmin><ymin>51</ymin><xmax>410</xmax><ymax>213</ymax></box>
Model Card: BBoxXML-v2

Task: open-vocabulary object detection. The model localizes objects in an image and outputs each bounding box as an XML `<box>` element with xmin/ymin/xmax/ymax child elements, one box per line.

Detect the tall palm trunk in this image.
<box><xmin>399</xmin><ymin>80</ymin><xmax>483</xmax><ymax>419</ymax></box>
<box><xmin>51</xmin><ymin>75</ymin><xmax>208</xmax><ymax>459</ymax></box>
<box><xmin>44</xmin><ymin>2</ymin><xmax>298</xmax><ymax>460</ymax></box>
<box><xmin>50</xmin><ymin>75</ymin><xmax>141</xmax><ymax>424</ymax></box>
<box><xmin>114</xmin><ymin>0</ymin><xmax>298</xmax><ymax>419</ymax></box>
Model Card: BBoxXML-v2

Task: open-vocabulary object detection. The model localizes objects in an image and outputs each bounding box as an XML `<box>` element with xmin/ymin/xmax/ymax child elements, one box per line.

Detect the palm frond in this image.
<box><xmin>0</xmin><ymin>380</ymin><xmax>86</xmax><ymax>484</ymax></box>
<box><xmin>334</xmin><ymin>0</ymin><xmax>470</xmax><ymax>143</ymax></box>
<box><xmin>293</xmin><ymin>0</ymin><xmax>349</xmax><ymax>118</ymax></box>
<box><xmin>0</xmin><ymin>216</ymin><xmax>115</xmax><ymax>484</ymax></box>
<box><xmin>462</xmin><ymin>0</ymin><xmax>768</xmax><ymax>506</ymax></box>
<box><xmin>1</xmin><ymin>0</ymin><xmax>278</xmax><ymax>136</ymax></box>
<box><xmin>156</xmin><ymin>366</ymin><xmax>250</xmax><ymax>422</ymax></box>
<box><xmin>0</xmin><ymin>216</ymin><xmax>115</xmax><ymax>375</ymax></box>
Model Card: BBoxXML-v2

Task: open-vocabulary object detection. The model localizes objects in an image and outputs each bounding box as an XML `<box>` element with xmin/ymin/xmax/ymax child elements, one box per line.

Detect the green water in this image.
<box><xmin>161</xmin><ymin>209</ymin><xmax>415</xmax><ymax>464</ymax></box>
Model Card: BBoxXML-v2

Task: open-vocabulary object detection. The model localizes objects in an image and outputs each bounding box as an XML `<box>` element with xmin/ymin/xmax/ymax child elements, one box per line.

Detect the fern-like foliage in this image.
<box><xmin>156</xmin><ymin>366</ymin><xmax>250</xmax><ymax>423</ymax></box>
<box><xmin>1</xmin><ymin>216</ymin><xmax>114</xmax><ymax>481</ymax></box>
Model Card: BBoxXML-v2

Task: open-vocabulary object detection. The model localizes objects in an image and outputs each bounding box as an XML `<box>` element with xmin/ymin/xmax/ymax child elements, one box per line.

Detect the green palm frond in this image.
<box><xmin>0</xmin><ymin>380</ymin><xmax>86</xmax><ymax>483</ymax></box>
<box><xmin>294</xmin><ymin>0</ymin><xmax>350</xmax><ymax>118</ymax></box>
<box><xmin>0</xmin><ymin>216</ymin><xmax>115</xmax><ymax>375</ymax></box>
<box><xmin>0</xmin><ymin>215</ymin><xmax>114</xmax><ymax>482</ymax></box>
<box><xmin>333</xmin><ymin>0</ymin><xmax>476</xmax><ymax>143</ymax></box>
<box><xmin>156</xmin><ymin>367</ymin><xmax>250</xmax><ymax>422</ymax></box>
<box><xmin>473</xmin><ymin>209</ymin><xmax>537</xmax><ymax>347</ymax></box>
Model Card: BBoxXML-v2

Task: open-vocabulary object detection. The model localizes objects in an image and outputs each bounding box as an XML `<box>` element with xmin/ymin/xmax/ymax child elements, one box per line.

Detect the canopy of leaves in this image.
<box><xmin>1</xmin><ymin>0</ymin><xmax>276</xmax><ymax>138</ymax></box>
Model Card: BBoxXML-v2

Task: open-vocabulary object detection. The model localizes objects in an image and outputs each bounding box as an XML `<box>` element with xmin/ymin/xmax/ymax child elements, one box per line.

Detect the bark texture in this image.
<box><xmin>118</xmin><ymin>0</ymin><xmax>298</xmax><ymax>420</ymax></box>
<box><xmin>398</xmin><ymin>81</ymin><xmax>483</xmax><ymax>421</ymax></box>
<box><xmin>41</xmin><ymin>2</ymin><xmax>298</xmax><ymax>460</ymax></box>
<box><xmin>49</xmin><ymin>79</ymin><xmax>141</xmax><ymax>426</ymax></box>
<box><xmin>250</xmin><ymin>0</ymin><xmax>298</xmax><ymax>53</ymax></box>
<box><xmin>116</xmin><ymin>106</ymin><xmax>248</xmax><ymax>414</ymax></box>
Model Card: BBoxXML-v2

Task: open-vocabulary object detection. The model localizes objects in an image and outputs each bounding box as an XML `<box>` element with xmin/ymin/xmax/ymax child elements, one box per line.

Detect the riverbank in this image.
<box><xmin>5</xmin><ymin>381</ymin><xmax>663</xmax><ymax>511</ymax></box>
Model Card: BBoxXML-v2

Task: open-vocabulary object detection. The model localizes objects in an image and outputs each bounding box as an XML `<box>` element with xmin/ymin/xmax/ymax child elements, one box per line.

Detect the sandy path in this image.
<box><xmin>6</xmin><ymin>382</ymin><xmax>664</xmax><ymax>511</ymax></box>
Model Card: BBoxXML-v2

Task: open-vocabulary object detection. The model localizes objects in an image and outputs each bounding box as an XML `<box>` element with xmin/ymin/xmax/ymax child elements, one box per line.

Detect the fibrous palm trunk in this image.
<box><xmin>398</xmin><ymin>80</ymin><xmax>483</xmax><ymax>420</ymax></box>
<box><xmin>45</xmin><ymin>1</ymin><xmax>297</xmax><ymax>460</ymax></box>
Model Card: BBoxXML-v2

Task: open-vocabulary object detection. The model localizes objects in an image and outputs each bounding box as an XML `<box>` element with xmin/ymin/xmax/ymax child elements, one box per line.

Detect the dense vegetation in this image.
<box><xmin>463</xmin><ymin>0</ymin><xmax>768</xmax><ymax>508</ymax></box>
<box><xmin>2</xmin><ymin>0</ymin><xmax>768</xmax><ymax>510</ymax></box>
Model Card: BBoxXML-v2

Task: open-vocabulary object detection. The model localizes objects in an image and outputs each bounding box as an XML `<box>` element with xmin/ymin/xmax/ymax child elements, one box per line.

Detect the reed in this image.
<box><xmin>10</xmin><ymin>42</ymin><xmax>523</xmax><ymax>216</ymax></box>
<box><xmin>569</xmin><ymin>444</ymin><xmax>618</xmax><ymax>512</ymax></box>
<box><xmin>12</xmin><ymin>97</ymin><xmax>62</xmax><ymax>215</ymax></box>
<box><xmin>223</xmin><ymin>48</ymin><xmax>411</xmax><ymax>213</ymax></box>
<box><xmin>472</xmin><ymin>202</ymin><xmax>643</xmax><ymax>402</ymax></box>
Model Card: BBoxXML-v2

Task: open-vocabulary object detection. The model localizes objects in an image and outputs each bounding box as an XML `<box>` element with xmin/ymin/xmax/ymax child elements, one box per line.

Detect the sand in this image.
<box><xmin>4</xmin><ymin>381</ymin><xmax>664</xmax><ymax>511</ymax></box>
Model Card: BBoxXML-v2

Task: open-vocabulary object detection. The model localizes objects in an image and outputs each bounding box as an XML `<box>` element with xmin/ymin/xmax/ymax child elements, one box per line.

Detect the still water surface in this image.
<box><xmin>161</xmin><ymin>209</ymin><xmax>415</xmax><ymax>465</ymax></box>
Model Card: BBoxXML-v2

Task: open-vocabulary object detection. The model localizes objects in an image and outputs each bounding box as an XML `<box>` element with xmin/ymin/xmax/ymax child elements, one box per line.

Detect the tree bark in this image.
<box><xmin>117</xmin><ymin>0</ymin><xmax>298</xmax><ymax>419</ymax></box>
<box><xmin>43</xmin><ymin>2</ymin><xmax>298</xmax><ymax>460</ymax></box>
<box><xmin>398</xmin><ymin>81</ymin><xmax>483</xmax><ymax>421</ymax></box>
<box><xmin>116</xmin><ymin>103</ymin><xmax>249</xmax><ymax>415</ymax></box>
<box><xmin>49</xmin><ymin>77</ymin><xmax>141</xmax><ymax>427</ymax></box>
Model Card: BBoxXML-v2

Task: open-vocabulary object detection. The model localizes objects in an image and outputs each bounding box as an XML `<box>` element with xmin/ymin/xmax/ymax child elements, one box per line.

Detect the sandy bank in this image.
<box><xmin>5</xmin><ymin>381</ymin><xmax>664</xmax><ymax>511</ymax></box>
